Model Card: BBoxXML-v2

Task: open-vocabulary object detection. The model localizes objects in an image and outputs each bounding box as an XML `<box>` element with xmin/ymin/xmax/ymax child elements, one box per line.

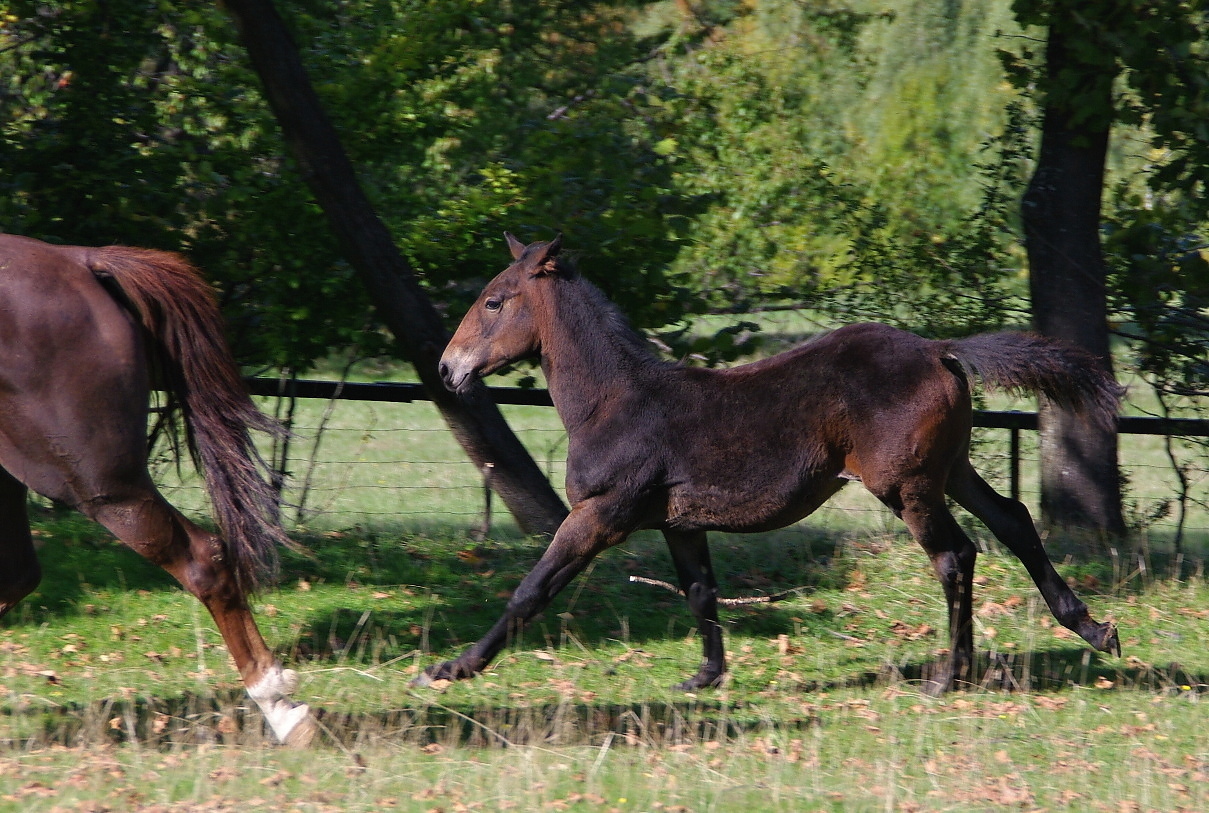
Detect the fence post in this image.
<box><xmin>474</xmin><ymin>463</ymin><xmax>495</xmax><ymax>541</ymax></box>
<box><xmin>1010</xmin><ymin>426</ymin><xmax>1020</xmax><ymax>502</ymax></box>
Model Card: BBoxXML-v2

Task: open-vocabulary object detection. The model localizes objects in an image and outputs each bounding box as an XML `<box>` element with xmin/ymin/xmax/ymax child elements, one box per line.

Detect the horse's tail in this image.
<box><xmin>943</xmin><ymin>332</ymin><xmax>1124</xmax><ymax>431</ymax></box>
<box><xmin>87</xmin><ymin>246</ymin><xmax>290</xmax><ymax>592</ymax></box>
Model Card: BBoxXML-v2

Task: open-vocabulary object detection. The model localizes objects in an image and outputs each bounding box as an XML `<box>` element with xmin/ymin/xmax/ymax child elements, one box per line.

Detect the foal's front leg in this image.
<box><xmin>664</xmin><ymin>530</ymin><xmax>726</xmax><ymax>690</ymax></box>
<box><xmin>416</xmin><ymin>500</ymin><xmax>628</xmax><ymax>684</ymax></box>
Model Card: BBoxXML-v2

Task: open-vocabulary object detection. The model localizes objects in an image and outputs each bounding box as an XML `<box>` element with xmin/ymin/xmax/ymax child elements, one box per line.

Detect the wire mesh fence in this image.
<box><xmin>144</xmin><ymin>382</ymin><xmax>1208</xmax><ymax>553</ymax></box>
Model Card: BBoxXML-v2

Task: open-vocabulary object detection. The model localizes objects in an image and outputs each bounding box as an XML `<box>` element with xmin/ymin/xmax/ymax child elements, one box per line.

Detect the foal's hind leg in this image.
<box><xmin>895</xmin><ymin>494</ymin><xmax>979</xmax><ymax>693</ymax></box>
<box><xmin>947</xmin><ymin>461</ymin><xmax>1119</xmax><ymax>656</ymax></box>
<box><xmin>0</xmin><ymin>470</ymin><xmax>40</xmax><ymax>619</ymax></box>
<box><xmin>664</xmin><ymin>530</ymin><xmax>725</xmax><ymax>690</ymax></box>
<box><xmin>80</xmin><ymin>486</ymin><xmax>314</xmax><ymax>746</ymax></box>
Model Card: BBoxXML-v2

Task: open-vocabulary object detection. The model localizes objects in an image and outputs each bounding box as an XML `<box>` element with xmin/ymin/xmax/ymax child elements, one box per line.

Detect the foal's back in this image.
<box><xmin>650</xmin><ymin>323</ymin><xmax>971</xmax><ymax>531</ymax></box>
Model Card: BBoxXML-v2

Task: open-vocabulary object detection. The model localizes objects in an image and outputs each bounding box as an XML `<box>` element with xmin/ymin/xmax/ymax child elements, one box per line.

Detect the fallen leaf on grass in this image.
<box><xmin>889</xmin><ymin>621</ymin><xmax>935</xmax><ymax>640</ymax></box>
<box><xmin>977</xmin><ymin>601</ymin><xmax>1008</xmax><ymax>617</ymax></box>
<box><xmin>260</xmin><ymin>770</ymin><xmax>291</xmax><ymax>787</ymax></box>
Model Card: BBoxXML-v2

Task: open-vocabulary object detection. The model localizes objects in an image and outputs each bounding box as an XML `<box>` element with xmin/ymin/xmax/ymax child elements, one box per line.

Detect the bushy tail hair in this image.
<box><xmin>942</xmin><ymin>332</ymin><xmax>1124</xmax><ymax>430</ymax></box>
<box><xmin>88</xmin><ymin>246</ymin><xmax>290</xmax><ymax>592</ymax></box>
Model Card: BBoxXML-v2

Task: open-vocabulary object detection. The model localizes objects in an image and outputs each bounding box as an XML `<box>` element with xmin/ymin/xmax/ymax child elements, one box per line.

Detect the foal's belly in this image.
<box><xmin>663</xmin><ymin>476</ymin><xmax>848</xmax><ymax>533</ymax></box>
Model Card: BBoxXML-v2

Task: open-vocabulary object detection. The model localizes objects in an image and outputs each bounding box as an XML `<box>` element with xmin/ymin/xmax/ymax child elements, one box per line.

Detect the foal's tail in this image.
<box><xmin>87</xmin><ymin>246</ymin><xmax>290</xmax><ymax>592</ymax></box>
<box><xmin>943</xmin><ymin>332</ymin><xmax>1124</xmax><ymax>430</ymax></box>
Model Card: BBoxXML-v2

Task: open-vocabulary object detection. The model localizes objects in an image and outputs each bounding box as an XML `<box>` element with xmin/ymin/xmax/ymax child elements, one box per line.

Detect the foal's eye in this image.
<box><xmin>485</xmin><ymin>298</ymin><xmax>502</xmax><ymax>312</ymax></box>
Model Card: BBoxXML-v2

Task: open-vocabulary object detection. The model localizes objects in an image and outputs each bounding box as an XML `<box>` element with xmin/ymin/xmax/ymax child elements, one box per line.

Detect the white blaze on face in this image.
<box><xmin>246</xmin><ymin>663</ymin><xmax>316</xmax><ymax>746</ymax></box>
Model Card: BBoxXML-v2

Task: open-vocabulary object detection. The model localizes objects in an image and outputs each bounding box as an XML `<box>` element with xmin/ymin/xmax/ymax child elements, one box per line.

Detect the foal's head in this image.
<box><xmin>439</xmin><ymin>233</ymin><xmax>566</xmax><ymax>395</ymax></box>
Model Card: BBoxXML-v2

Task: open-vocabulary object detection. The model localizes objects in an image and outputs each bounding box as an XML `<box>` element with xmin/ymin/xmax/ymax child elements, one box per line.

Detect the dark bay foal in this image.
<box><xmin>424</xmin><ymin>233</ymin><xmax>1122</xmax><ymax>693</ymax></box>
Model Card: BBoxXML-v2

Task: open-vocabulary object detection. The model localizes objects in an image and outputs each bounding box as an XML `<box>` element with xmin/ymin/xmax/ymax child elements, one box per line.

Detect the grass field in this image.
<box><xmin>3</xmin><ymin>507</ymin><xmax>1208</xmax><ymax>810</ymax></box>
<box><xmin>2</xmin><ymin>355</ymin><xmax>1207</xmax><ymax>811</ymax></box>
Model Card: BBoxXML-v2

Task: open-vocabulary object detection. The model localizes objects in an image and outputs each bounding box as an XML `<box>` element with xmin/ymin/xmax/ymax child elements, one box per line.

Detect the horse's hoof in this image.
<box><xmin>1098</xmin><ymin>623</ymin><xmax>1121</xmax><ymax>657</ymax></box>
<box><xmin>412</xmin><ymin>660</ymin><xmax>472</xmax><ymax>687</ymax></box>
<box><xmin>280</xmin><ymin>707</ymin><xmax>318</xmax><ymax>748</ymax></box>
<box><xmin>672</xmin><ymin>672</ymin><xmax>724</xmax><ymax>692</ymax></box>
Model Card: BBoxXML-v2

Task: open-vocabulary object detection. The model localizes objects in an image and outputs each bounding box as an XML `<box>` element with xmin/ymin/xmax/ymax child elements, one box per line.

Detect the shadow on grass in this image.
<box><xmin>12</xmin><ymin>649</ymin><xmax>1207</xmax><ymax>752</ymax></box>
<box><xmin>17</xmin><ymin>510</ymin><xmax>1194</xmax><ymax>658</ymax></box>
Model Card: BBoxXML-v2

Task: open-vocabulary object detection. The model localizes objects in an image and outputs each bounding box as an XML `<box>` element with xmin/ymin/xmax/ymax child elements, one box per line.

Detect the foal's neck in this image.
<box><xmin>539</xmin><ymin>276</ymin><xmax>664</xmax><ymax>430</ymax></box>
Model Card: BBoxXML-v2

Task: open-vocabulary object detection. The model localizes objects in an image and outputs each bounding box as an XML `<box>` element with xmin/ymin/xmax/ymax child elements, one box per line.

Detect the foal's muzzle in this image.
<box><xmin>437</xmin><ymin>355</ymin><xmax>478</xmax><ymax>396</ymax></box>
<box><xmin>438</xmin><ymin>361</ymin><xmax>455</xmax><ymax>391</ymax></box>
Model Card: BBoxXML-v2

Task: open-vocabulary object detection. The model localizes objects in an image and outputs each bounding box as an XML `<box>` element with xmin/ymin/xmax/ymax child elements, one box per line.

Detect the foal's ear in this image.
<box><xmin>530</xmin><ymin>233</ymin><xmax>564</xmax><ymax>277</ymax></box>
<box><xmin>504</xmin><ymin>231</ymin><xmax>526</xmax><ymax>260</ymax></box>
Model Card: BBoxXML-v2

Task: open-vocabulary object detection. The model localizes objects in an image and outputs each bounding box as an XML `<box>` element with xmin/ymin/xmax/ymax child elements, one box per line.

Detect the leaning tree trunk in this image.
<box><xmin>221</xmin><ymin>0</ymin><xmax>568</xmax><ymax>536</ymax></box>
<box><xmin>1021</xmin><ymin>20</ymin><xmax>1126</xmax><ymax>539</ymax></box>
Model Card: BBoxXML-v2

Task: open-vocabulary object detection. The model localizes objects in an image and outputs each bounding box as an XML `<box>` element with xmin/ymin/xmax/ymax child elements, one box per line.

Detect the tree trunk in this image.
<box><xmin>220</xmin><ymin>0</ymin><xmax>568</xmax><ymax>536</ymax></box>
<box><xmin>1021</xmin><ymin>20</ymin><xmax>1126</xmax><ymax>538</ymax></box>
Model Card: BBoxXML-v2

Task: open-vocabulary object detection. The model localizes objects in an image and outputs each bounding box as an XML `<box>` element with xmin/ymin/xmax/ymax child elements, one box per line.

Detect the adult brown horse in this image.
<box><xmin>0</xmin><ymin>233</ymin><xmax>313</xmax><ymax>745</ymax></box>
<box><xmin>424</xmin><ymin>233</ymin><xmax>1124</xmax><ymax>694</ymax></box>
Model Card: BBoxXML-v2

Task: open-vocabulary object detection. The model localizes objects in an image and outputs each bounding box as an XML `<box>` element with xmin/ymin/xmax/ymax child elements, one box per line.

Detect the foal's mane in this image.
<box><xmin>546</xmin><ymin>266</ymin><xmax>669</xmax><ymax>374</ymax></box>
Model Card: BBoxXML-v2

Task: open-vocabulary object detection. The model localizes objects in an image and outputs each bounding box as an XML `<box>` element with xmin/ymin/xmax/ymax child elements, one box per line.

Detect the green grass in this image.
<box><xmin>3</xmin><ymin>507</ymin><xmax>1208</xmax><ymax>810</ymax></box>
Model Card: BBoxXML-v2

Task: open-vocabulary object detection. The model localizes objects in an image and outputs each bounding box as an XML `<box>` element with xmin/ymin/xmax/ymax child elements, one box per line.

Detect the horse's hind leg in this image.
<box><xmin>894</xmin><ymin>493</ymin><xmax>979</xmax><ymax>693</ymax></box>
<box><xmin>0</xmin><ymin>469</ymin><xmax>40</xmax><ymax>619</ymax></box>
<box><xmin>80</xmin><ymin>485</ymin><xmax>313</xmax><ymax>745</ymax></box>
<box><xmin>664</xmin><ymin>530</ymin><xmax>725</xmax><ymax>690</ymax></box>
<box><xmin>947</xmin><ymin>461</ymin><xmax>1119</xmax><ymax>656</ymax></box>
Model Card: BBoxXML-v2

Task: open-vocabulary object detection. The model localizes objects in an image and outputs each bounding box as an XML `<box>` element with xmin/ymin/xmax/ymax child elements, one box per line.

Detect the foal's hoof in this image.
<box><xmin>672</xmin><ymin>672</ymin><xmax>725</xmax><ymax>692</ymax></box>
<box><xmin>1074</xmin><ymin>613</ymin><xmax>1121</xmax><ymax>658</ymax></box>
<box><xmin>1094</xmin><ymin>622</ymin><xmax>1121</xmax><ymax>657</ymax></box>
<box><xmin>411</xmin><ymin>659</ymin><xmax>476</xmax><ymax>687</ymax></box>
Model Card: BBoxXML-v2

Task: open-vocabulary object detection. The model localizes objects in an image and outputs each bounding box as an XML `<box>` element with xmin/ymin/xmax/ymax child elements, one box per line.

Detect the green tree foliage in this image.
<box><xmin>1004</xmin><ymin>0</ymin><xmax>1209</xmax><ymax>403</ymax></box>
<box><xmin>643</xmin><ymin>0</ymin><xmax>1028</xmax><ymax>336</ymax></box>
<box><xmin>0</xmin><ymin>2</ymin><xmax>377</xmax><ymax>370</ymax></box>
<box><xmin>0</xmin><ymin>1</ymin><xmax>697</xmax><ymax>366</ymax></box>
<box><xmin>277</xmin><ymin>0</ymin><xmax>697</xmax><ymax>337</ymax></box>
<box><xmin>3</xmin><ymin>0</ymin><xmax>1204</xmax><ymax>385</ymax></box>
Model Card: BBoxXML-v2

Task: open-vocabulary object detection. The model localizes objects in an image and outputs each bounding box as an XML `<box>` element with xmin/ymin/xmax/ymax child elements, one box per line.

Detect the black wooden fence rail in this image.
<box><xmin>245</xmin><ymin>378</ymin><xmax>1209</xmax><ymax>506</ymax></box>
